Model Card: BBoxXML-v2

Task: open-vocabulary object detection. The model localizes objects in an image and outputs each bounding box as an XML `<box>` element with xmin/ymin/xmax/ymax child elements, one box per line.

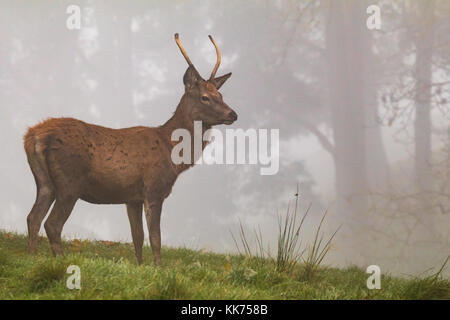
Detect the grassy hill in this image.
<box><xmin>0</xmin><ymin>230</ymin><xmax>448</xmax><ymax>300</ymax></box>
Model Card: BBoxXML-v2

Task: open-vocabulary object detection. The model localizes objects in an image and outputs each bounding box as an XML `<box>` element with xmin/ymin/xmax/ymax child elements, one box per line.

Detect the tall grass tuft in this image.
<box><xmin>230</xmin><ymin>220</ymin><xmax>268</xmax><ymax>265</ymax></box>
<box><xmin>230</xmin><ymin>219</ymin><xmax>253</xmax><ymax>257</ymax></box>
<box><xmin>275</xmin><ymin>188</ymin><xmax>309</xmax><ymax>273</ymax></box>
<box><xmin>301</xmin><ymin>210</ymin><xmax>341</xmax><ymax>280</ymax></box>
<box><xmin>401</xmin><ymin>256</ymin><xmax>450</xmax><ymax>299</ymax></box>
<box><xmin>231</xmin><ymin>185</ymin><xmax>339</xmax><ymax>276</ymax></box>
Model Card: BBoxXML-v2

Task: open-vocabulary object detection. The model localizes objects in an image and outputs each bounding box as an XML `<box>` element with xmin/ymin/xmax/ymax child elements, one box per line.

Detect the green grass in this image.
<box><xmin>0</xmin><ymin>230</ymin><xmax>448</xmax><ymax>299</ymax></box>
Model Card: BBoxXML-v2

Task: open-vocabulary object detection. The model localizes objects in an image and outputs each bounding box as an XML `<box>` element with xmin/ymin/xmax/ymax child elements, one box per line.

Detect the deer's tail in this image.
<box><xmin>23</xmin><ymin>124</ymin><xmax>54</xmax><ymax>191</ymax></box>
<box><xmin>23</xmin><ymin>128</ymin><xmax>37</xmax><ymax>157</ymax></box>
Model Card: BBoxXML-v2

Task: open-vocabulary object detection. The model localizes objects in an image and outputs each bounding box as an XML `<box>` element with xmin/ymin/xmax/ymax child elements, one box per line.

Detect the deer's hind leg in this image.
<box><xmin>26</xmin><ymin>140</ymin><xmax>56</xmax><ymax>254</ymax></box>
<box><xmin>44</xmin><ymin>194</ymin><xmax>77</xmax><ymax>256</ymax></box>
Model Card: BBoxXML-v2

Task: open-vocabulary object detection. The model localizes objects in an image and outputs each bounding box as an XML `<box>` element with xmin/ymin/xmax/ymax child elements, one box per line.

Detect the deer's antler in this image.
<box><xmin>175</xmin><ymin>33</ymin><xmax>193</xmax><ymax>66</ymax></box>
<box><xmin>208</xmin><ymin>35</ymin><xmax>221</xmax><ymax>80</ymax></box>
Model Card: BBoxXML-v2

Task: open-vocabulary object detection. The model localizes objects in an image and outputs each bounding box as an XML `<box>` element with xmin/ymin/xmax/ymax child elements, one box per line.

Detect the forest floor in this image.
<box><xmin>0</xmin><ymin>230</ymin><xmax>448</xmax><ymax>299</ymax></box>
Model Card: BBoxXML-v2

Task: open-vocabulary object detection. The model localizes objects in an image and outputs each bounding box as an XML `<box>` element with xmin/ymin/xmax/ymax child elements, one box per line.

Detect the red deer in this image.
<box><xmin>23</xmin><ymin>34</ymin><xmax>237</xmax><ymax>265</ymax></box>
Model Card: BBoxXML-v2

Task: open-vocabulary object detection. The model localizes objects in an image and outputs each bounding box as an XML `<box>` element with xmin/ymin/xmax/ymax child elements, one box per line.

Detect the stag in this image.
<box><xmin>23</xmin><ymin>34</ymin><xmax>237</xmax><ymax>265</ymax></box>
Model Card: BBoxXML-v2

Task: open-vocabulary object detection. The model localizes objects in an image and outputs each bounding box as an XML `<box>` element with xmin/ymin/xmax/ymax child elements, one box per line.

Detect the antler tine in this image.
<box><xmin>174</xmin><ymin>33</ymin><xmax>193</xmax><ymax>66</ymax></box>
<box><xmin>208</xmin><ymin>35</ymin><xmax>221</xmax><ymax>80</ymax></box>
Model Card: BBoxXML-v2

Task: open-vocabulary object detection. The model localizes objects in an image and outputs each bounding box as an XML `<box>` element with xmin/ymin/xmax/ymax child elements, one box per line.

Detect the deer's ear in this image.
<box><xmin>211</xmin><ymin>72</ymin><xmax>232</xmax><ymax>90</ymax></box>
<box><xmin>183</xmin><ymin>65</ymin><xmax>201</xmax><ymax>90</ymax></box>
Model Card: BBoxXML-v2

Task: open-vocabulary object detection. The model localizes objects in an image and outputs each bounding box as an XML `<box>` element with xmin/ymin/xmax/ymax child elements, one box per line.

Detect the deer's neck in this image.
<box><xmin>160</xmin><ymin>96</ymin><xmax>211</xmax><ymax>172</ymax></box>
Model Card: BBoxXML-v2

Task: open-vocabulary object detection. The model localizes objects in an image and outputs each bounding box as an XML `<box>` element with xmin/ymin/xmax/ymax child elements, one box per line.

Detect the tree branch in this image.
<box><xmin>298</xmin><ymin>119</ymin><xmax>335</xmax><ymax>156</ymax></box>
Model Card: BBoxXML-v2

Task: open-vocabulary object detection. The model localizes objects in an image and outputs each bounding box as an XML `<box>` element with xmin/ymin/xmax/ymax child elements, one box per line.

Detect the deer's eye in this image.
<box><xmin>201</xmin><ymin>95</ymin><xmax>210</xmax><ymax>102</ymax></box>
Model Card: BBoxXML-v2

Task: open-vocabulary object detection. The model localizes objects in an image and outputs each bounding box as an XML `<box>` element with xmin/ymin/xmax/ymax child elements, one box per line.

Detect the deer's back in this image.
<box><xmin>25</xmin><ymin>117</ymin><xmax>173</xmax><ymax>204</ymax></box>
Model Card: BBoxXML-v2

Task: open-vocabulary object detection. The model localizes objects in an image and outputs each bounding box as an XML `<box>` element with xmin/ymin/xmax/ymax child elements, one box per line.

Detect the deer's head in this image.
<box><xmin>175</xmin><ymin>34</ymin><xmax>237</xmax><ymax>126</ymax></box>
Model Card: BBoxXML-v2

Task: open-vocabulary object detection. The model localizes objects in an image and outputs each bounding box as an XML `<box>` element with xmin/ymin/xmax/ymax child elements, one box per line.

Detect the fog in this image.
<box><xmin>0</xmin><ymin>0</ymin><xmax>449</xmax><ymax>276</ymax></box>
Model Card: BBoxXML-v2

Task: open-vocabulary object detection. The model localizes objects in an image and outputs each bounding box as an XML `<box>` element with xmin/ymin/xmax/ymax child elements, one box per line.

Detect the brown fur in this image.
<box><xmin>24</xmin><ymin>36</ymin><xmax>237</xmax><ymax>265</ymax></box>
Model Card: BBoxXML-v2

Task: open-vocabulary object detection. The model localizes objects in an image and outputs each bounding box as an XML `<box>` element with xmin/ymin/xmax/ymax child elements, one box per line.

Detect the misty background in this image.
<box><xmin>0</xmin><ymin>0</ymin><xmax>449</xmax><ymax>276</ymax></box>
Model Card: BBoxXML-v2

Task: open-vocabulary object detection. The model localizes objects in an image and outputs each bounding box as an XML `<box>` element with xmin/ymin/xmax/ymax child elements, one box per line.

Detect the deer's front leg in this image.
<box><xmin>144</xmin><ymin>198</ymin><xmax>163</xmax><ymax>266</ymax></box>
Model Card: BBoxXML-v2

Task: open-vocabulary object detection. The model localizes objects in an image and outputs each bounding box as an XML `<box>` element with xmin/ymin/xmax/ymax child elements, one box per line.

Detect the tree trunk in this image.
<box><xmin>325</xmin><ymin>0</ymin><xmax>369</xmax><ymax>226</ymax></box>
<box><xmin>414</xmin><ymin>0</ymin><xmax>435</xmax><ymax>193</ymax></box>
<box><xmin>412</xmin><ymin>0</ymin><xmax>437</xmax><ymax>242</ymax></box>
